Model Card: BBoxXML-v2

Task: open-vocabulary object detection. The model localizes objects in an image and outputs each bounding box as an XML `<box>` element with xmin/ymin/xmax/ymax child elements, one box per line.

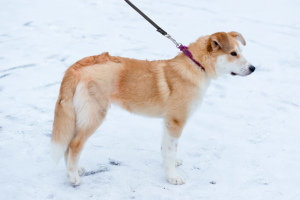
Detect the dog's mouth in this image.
<box><xmin>231</xmin><ymin>72</ymin><xmax>252</xmax><ymax>77</ymax></box>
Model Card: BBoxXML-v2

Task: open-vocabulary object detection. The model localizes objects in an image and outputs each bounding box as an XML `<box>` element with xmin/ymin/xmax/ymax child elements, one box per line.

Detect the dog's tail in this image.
<box><xmin>50</xmin><ymin>68</ymin><xmax>79</xmax><ymax>164</ymax></box>
<box><xmin>50</xmin><ymin>53</ymin><xmax>113</xmax><ymax>163</ymax></box>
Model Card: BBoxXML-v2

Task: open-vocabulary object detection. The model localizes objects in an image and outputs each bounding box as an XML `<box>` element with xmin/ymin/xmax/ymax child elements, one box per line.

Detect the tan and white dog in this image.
<box><xmin>51</xmin><ymin>31</ymin><xmax>255</xmax><ymax>186</ymax></box>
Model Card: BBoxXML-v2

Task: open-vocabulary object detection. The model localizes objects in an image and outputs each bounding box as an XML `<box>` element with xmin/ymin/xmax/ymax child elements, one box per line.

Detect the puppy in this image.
<box><xmin>51</xmin><ymin>31</ymin><xmax>255</xmax><ymax>185</ymax></box>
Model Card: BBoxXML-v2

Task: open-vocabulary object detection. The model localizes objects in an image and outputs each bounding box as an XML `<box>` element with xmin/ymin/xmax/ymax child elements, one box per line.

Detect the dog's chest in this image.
<box><xmin>188</xmin><ymin>79</ymin><xmax>210</xmax><ymax>116</ymax></box>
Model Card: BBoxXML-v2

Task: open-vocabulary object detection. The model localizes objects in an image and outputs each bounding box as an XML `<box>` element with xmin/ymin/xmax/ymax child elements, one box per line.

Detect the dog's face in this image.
<box><xmin>208</xmin><ymin>32</ymin><xmax>255</xmax><ymax>77</ymax></box>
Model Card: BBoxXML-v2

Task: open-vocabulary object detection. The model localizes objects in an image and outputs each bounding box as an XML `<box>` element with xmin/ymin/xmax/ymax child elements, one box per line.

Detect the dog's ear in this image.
<box><xmin>228</xmin><ymin>31</ymin><xmax>246</xmax><ymax>46</ymax></box>
<box><xmin>209</xmin><ymin>32</ymin><xmax>231</xmax><ymax>52</ymax></box>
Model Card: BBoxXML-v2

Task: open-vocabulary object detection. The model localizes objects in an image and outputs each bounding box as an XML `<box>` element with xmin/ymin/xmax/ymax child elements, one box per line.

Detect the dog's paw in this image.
<box><xmin>175</xmin><ymin>158</ymin><xmax>182</xmax><ymax>167</ymax></box>
<box><xmin>167</xmin><ymin>174</ymin><xmax>185</xmax><ymax>185</ymax></box>
<box><xmin>68</xmin><ymin>171</ymin><xmax>81</xmax><ymax>186</ymax></box>
<box><xmin>78</xmin><ymin>166</ymin><xmax>85</xmax><ymax>176</ymax></box>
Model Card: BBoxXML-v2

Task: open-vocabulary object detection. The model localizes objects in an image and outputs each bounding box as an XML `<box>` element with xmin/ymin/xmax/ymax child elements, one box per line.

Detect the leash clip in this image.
<box><xmin>165</xmin><ymin>34</ymin><xmax>181</xmax><ymax>48</ymax></box>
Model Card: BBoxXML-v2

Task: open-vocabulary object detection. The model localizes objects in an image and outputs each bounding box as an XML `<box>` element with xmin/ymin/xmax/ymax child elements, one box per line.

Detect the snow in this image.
<box><xmin>0</xmin><ymin>0</ymin><xmax>300</xmax><ymax>199</ymax></box>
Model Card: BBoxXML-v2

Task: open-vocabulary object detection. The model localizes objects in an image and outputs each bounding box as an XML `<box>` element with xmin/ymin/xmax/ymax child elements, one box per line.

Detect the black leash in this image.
<box><xmin>124</xmin><ymin>0</ymin><xmax>167</xmax><ymax>36</ymax></box>
<box><xmin>124</xmin><ymin>0</ymin><xmax>205</xmax><ymax>71</ymax></box>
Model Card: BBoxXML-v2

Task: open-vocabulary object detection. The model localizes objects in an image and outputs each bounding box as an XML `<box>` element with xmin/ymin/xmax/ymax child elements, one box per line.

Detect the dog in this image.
<box><xmin>51</xmin><ymin>31</ymin><xmax>255</xmax><ymax>185</ymax></box>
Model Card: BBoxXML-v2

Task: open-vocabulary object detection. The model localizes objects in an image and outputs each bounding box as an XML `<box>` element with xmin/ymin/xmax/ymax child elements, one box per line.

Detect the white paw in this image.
<box><xmin>175</xmin><ymin>158</ymin><xmax>182</xmax><ymax>167</ymax></box>
<box><xmin>167</xmin><ymin>174</ymin><xmax>185</xmax><ymax>185</ymax></box>
<box><xmin>78</xmin><ymin>166</ymin><xmax>85</xmax><ymax>176</ymax></box>
<box><xmin>68</xmin><ymin>171</ymin><xmax>81</xmax><ymax>186</ymax></box>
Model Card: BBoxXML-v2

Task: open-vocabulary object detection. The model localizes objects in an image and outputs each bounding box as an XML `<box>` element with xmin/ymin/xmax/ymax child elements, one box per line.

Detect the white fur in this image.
<box><xmin>73</xmin><ymin>82</ymin><xmax>101</xmax><ymax>129</ymax></box>
<box><xmin>215</xmin><ymin>45</ymin><xmax>252</xmax><ymax>76</ymax></box>
<box><xmin>189</xmin><ymin>79</ymin><xmax>211</xmax><ymax>117</ymax></box>
<box><xmin>161</xmin><ymin>130</ymin><xmax>184</xmax><ymax>185</ymax></box>
<box><xmin>68</xmin><ymin>169</ymin><xmax>81</xmax><ymax>185</ymax></box>
<box><xmin>67</xmin><ymin>149</ymin><xmax>84</xmax><ymax>186</ymax></box>
<box><xmin>50</xmin><ymin>141</ymin><xmax>67</xmax><ymax>164</ymax></box>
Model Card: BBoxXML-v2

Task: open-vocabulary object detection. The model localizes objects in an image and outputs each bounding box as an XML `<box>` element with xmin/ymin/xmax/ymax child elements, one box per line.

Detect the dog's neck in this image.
<box><xmin>187</xmin><ymin>36</ymin><xmax>217</xmax><ymax>79</ymax></box>
<box><xmin>168</xmin><ymin>53</ymin><xmax>210</xmax><ymax>88</ymax></box>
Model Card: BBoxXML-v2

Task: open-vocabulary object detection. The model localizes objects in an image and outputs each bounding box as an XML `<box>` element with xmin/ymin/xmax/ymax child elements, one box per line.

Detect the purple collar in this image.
<box><xmin>178</xmin><ymin>45</ymin><xmax>205</xmax><ymax>71</ymax></box>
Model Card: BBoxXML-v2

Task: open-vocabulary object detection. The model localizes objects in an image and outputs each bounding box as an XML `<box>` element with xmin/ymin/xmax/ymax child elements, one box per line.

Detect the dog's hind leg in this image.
<box><xmin>67</xmin><ymin>128</ymin><xmax>97</xmax><ymax>186</ymax></box>
<box><xmin>64</xmin><ymin>147</ymin><xmax>85</xmax><ymax>177</ymax></box>
<box><xmin>162</xmin><ymin>117</ymin><xmax>186</xmax><ymax>185</ymax></box>
<box><xmin>67</xmin><ymin>81</ymin><xmax>109</xmax><ymax>186</ymax></box>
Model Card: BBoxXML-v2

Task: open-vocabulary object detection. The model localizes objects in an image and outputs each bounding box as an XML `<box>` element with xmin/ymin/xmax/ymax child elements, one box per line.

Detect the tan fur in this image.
<box><xmin>229</xmin><ymin>31</ymin><xmax>246</xmax><ymax>46</ymax></box>
<box><xmin>51</xmin><ymin>31</ymin><xmax>252</xmax><ymax>185</ymax></box>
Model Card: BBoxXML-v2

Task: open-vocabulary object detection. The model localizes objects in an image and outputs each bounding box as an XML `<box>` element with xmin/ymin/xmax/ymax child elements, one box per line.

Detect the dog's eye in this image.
<box><xmin>230</xmin><ymin>52</ymin><xmax>237</xmax><ymax>56</ymax></box>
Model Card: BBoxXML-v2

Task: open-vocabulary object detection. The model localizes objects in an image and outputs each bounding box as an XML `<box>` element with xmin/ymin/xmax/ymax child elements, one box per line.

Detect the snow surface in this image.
<box><xmin>1</xmin><ymin>0</ymin><xmax>300</xmax><ymax>199</ymax></box>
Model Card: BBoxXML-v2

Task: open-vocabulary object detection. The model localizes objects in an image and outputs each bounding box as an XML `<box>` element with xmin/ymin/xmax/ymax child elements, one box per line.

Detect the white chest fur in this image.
<box><xmin>188</xmin><ymin>78</ymin><xmax>211</xmax><ymax>117</ymax></box>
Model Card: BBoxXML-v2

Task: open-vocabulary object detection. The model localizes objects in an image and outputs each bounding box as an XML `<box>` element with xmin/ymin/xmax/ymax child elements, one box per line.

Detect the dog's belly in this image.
<box><xmin>111</xmin><ymin>96</ymin><xmax>165</xmax><ymax>117</ymax></box>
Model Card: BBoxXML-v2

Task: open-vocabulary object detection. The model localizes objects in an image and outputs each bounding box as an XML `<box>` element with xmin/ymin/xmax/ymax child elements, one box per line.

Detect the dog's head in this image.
<box><xmin>202</xmin><ymin>32</ymin><xmax>255</xmax><ymax>77</ymax></box>
<box><xmin>189</xmin><ymin>32</ymin><xmax>255</xmax><ymax>77</ymax></box>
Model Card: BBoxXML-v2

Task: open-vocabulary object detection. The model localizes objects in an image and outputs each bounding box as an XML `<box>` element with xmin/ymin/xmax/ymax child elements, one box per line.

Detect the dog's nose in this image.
<box><xmin>249</xmin><ymin>65</ymin><xmax>255</xmax><ymax>72</ymax></box>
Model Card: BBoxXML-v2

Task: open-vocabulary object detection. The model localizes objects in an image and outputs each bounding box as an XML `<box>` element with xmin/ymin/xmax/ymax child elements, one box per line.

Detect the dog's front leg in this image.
<box><xmin>162</xmin><ymin>119</ymin><xmax>185</xmax><ymax>185</ymax></box>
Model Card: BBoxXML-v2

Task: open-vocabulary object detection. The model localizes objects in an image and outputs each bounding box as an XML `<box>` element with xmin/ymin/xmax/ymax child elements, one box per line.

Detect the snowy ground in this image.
<box><xmin>1</xmin><ymin>0</ymin><xmax>300</xmax><ymax>199</ymax></box>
